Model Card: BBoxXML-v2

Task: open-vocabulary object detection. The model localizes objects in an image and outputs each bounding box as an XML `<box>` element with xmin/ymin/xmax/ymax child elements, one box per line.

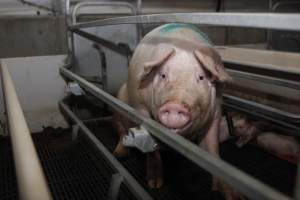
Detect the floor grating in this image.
<box><xmin>0</xmin><ymin>121</ymin><xmax>297</xmax><ymax>200</ymax></box>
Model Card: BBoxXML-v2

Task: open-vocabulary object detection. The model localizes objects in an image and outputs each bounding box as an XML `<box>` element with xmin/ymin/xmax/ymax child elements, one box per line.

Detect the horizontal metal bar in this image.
<box><xmin>223</xmin><ymin>58</ymin><xmax>300</xmax><ymax>77</ymax></box>
<box><xmin>0</xmin><ymin>61</ymin><xmax>52</xmax><ymax>200</ymax></box>
<box><xmin>60</xmin><ymin>66</ymin><xmax>291</xmax><ymax>200</ymax></box>
<box><xmin>59</xmin><ymin>101</ymin><xmax>153</xmax><ymax>200</ymax></box>
<box><xmin>70</xmin><ymin>13</ymin><xmax>300</xmax><ymax>31</ymax></box>
<box><xmin>71</xmin><ymin>29</ymin><xmax>131</xmax><ymax>56</ymax></box>
<box><xmin>223</xmin><ymin>102</ymin><xmax>300</xmax><ymax>137</ymax></box>
<box><xmin>227</xmin><ymin>69</ymin><xmax>300</xmax><ymax>90</ymax></box>
<box><xmin>223</xmin><ymin>95</ymin><xmax>300</xmax><ymax>137</ymax></box>
<box><xmin>72</xmin><ymin>1</ymin><xmax>137</xmax><ymax>24</ymax></box>
<box><xmin>224</xmin><ymin>94</ymin><xmax>300</xmax><ymax>123</ymax></box>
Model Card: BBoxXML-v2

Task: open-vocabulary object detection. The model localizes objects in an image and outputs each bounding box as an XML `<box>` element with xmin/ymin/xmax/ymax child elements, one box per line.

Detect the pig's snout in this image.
<box><xmin>158</xmin><ymin>102</ymin><xmax>191</xmax><ymax>130</ymax></box>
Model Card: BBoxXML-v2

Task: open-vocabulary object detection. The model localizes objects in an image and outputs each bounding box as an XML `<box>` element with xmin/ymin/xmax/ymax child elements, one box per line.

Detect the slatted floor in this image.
<box><xmin>0</xmin><ymin>120</ymin><xmax>297</xmax><ymax>200</ymax></box>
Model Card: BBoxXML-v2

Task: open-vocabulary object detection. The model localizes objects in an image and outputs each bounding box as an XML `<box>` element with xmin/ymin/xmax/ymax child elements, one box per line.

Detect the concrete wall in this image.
<box><xmin>0</xmin><ymin>16</ymin><xmax>67</xmax><ymax>59</ymax></box>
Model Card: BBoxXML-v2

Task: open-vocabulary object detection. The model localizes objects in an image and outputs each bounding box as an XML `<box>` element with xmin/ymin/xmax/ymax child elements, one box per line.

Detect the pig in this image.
<box><xmin>113</xmin><ymin>23</ymin><xmax>234</xmax><ymax>199</ymax></box>
<box><xmin>220</xmin><ymin>112</ymin><xmax>299</xmax><ymax>164</ymax></box>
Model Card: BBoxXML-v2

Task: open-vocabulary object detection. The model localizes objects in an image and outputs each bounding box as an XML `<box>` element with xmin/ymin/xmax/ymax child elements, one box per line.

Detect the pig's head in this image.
<box><xmin>138</xmin><ymin>42</ymin><xmax>231</xmax><ymax>136</ymax></box>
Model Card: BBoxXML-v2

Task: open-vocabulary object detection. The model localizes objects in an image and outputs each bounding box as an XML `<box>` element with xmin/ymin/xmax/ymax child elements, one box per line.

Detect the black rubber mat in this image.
<box><xmin>0</xmin><ymin>120</ymin><xmax>297</xmax><ymax>200</ymax></box>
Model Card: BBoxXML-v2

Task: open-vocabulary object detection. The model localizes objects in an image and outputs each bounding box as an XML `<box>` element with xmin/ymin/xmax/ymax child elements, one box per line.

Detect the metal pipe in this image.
<box><xmin>60</xmin><ymin>66</ymin><xmax>292</xmax><ymax>200</ymax></box>
<box><xmin>72</xmin><ymin>1</ymin><xmax>137</xmax><ymax>24</ymax></box>
<box><xmin>227</xmin><ymin>69</ymin><xmax>300</xmax><ymax>90</ymax></box>
<box><xmin>296</xmin><ymin>158</ymin><xmax>300</xmax><ymax>200</ymax></box>
<box><xmin>136</xmin><ymin>0</ymin><xmax>143</xmax><ymax>40</ymax></box>
<box><xmin>59</xmin><ymin>101</ymin><xmax>153</xmax><ymax>200</ymax></box>
<box><xmin>70</xmin><ymin>13</ymin><xmax>300</xmax><ymax>31</ymax></box>
<box><xmin>0</xmin><ymin>62</ymin><xmax>52</xmax><ymax>200</ymax></box>
<box><xmin>72</xmin><ymin>29</ymin><xmax>131</xmax><ymax>56</ymax></box>
<box><xmin>222</xmin><ymin>56</ymin><xmax>300</xmax><ymax>76</ymax></box>
<box><xmin>93</xmin><ymin>44</ymin><xmax>108</xmax><ymax>91</ymax></box>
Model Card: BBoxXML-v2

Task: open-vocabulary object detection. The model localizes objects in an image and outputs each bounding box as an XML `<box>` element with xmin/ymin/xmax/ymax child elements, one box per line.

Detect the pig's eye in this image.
<box><xmin>160</xmin><ymin>73</ymin><xmax>167</xmax><ymax>80</ymax></box>
<box><xmin>198</xmin><ymin>75</ymin><xmax>204</xmax><ymax>81</ymax></box>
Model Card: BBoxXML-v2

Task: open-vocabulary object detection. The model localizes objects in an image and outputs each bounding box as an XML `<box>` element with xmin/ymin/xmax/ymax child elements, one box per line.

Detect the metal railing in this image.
<box><xmin>71</xmin><ymin>2</ymin><xmax>137</xmax><ymax>24</ymax></box>
<box><xmin>60</xmin><ymin>66</ymin><xmax>293</xmax><ymax>200</ymax></box>
<box><xmin>65</xmin><ymin>11</ymin><xmax>300</xmax><ymax>200</ymax></box>
<box><xmin>0</xmin><ymin>61</ymin><xmax>52</xmax><ymax>200</ymax></box>
<box><xmin>69</xmin><ymin>12</ymin><xmax>300</xmax><ymax>31</ymax></box>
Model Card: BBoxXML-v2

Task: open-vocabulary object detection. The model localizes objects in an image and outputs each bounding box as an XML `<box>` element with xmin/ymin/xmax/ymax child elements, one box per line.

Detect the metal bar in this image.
<box><xmin>72</xmin><ymin>29</ymin><xmax>131</xmax><ymax>56</ymax></box>
<box><xmin>0</xmin><ymin>62</ymin><xmax>52</xmax><ymax>200</ymax></box>
<box><xmin>227</xmin><ymin>69</ymin><xmax>300</xmax><ymax>90</ymax></box>
<box><xmin>70</xmin><ymin>13</ymin><xmax>300</xmax><ymax>31</ymax></box>
<box><xmin>71</xmin><ymin>1</ymin><xmax>140</xmax><ymax>52</ymax></box>
<box><xmin>136</xmin><ymin>0</ymin><xmax>143</xmax><ymax>40</ymax></box>
<box><xmin>60</xmin><ymin>66</ymin><xmax>292</xmax><ymax>200</ymax></box>
<box><xmin>93</xmin><ymin>44</ymin><xmax>108</xmax><ymax>91</ymax></box>
<box><xmin>223</xmin><ymin>95</ymin><xmax>300</xmax><ymax>137</ymax></box>
<box><xmin>295</xmin><ymin>158</ymin><xmax>300</xmax><ymax>200</ymax></box>
<box><xmin>223</xmin><ymin>102</ymin><xmax>300</xmax><ymax>137</ymax></box>
<box><xmin>223</xmin><ymin>58</ymin><xmax>300</xmax><ymax>77</ymax></box>
<box><xmin>19</xmin><ymin>0</ymin><xmax>56</xmax><ymax>13</ymax></box>
<box><xmin>223</xmin><ymin>94</ymin><xmax>300</xmax><ymax>122</ymax></box>
<box><xmin>59</xmin><ymin>101</ymin><xmax>153</xmax><ymax>200</ymax></box>
<box><xmin>108</xmin><ymin>173</ymin><xmax>124</xmax><ymax>200</ymax></box>
<box><xmin>72</xmin><ymin>1</ymin><xmax>137</xmax><ymax>24</ymax></box>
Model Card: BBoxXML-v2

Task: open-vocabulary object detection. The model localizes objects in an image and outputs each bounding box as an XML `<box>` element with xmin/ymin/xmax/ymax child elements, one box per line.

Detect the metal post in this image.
<box><xmin>93</xmin><ymin>44</ymin><xmax>108</xmax><ymax>91</ymax></box>
<box><xmin>295</xmin><ymin>157</ymin><xmax>300</xmax><ymax>200</ymax></box>
<box><xmin>0</xmin><ymin>61</ymin><xmax>52</xmax><ymax>200</ymax></box>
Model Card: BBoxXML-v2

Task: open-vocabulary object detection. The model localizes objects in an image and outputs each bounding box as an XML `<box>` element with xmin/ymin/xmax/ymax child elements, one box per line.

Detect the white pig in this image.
<box><xmin>114</xmin><ymin>23</ymin><xmax>234</xmax><ymax>199</ymax></box>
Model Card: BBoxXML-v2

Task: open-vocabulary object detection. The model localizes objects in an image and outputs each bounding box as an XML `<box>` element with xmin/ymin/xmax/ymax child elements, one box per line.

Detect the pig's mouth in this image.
<box><xmin>168</xmin><ymin>121</ymin><xmax>193</xmax><ymax>134</ymax></box>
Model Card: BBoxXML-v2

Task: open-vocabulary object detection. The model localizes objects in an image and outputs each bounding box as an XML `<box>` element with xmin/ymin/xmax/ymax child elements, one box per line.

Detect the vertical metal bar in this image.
<box><xmin>225</xmin><ymin>111</ymin><xmax>235</xmax><ymax>136</ymax></box>
<box><xmin>136</xmin><ymin>0</ymin><xmax>143</xmax><ymax>41</ymax></box>
<box><xmin>108</xmin><ymin>173</ymin><xmax>124</xmax><ymax>200</ymax></box>
<box><xmin>93</xmin><ymin>44</ymin><xmax>108</xmax><ymax>91</ymax></box>
<box><xmin>0</xmin><ymin>62</ymin><xmax>52</xmax><ymax>200</ymax></box>
<box><xmin>295</xmin><ymin>157</ymin><xmax>300</xmax><ymax>200</ymax></box>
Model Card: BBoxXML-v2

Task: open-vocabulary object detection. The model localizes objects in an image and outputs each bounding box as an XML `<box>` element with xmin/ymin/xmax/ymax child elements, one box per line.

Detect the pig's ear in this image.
<box><xmin>139</xmin><ymin>47</ymin><xmax>175</xmax><ymax>87</ymax></box>
<box><xmin>194</xmin><ymin>49</ymin><xmax>231</xmax><ymax>83</ymax></box>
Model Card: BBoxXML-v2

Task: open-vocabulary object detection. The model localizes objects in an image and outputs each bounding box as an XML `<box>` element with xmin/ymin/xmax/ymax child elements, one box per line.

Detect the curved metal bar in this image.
<box><xmin>70</xmin><ymin>12</ymin><xmax>300</xmax><ymax>31</ymax></box>
<box><xmin>272</xmin><ymin>1</ymin><xmax>300</xmax><ymax>12</ymax></box>
<box><xmin>72</xmin><ymin>1</ymin><xmax>137</xmax><ymax>24</ymax></box>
